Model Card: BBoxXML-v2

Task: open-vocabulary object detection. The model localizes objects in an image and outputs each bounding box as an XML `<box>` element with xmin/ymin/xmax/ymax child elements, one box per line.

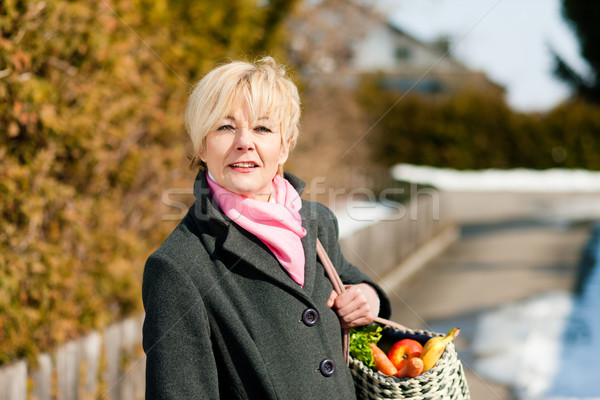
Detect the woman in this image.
<box><xmin>142</xmin><ymin>57</ymin><xmax>392</xmax><ymax>399</ymax></box>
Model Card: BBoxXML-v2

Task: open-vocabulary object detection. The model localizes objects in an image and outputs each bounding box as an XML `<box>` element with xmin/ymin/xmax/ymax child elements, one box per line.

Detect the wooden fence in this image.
<box><xmin>0</xmin><ymin>315</ymin><xmax>145</xmax><ymax>400</ymax></box>
<box><xmin>0</xmin><ymin>193</ymin><xmax>454</xmax><ymax>400</ymax></box>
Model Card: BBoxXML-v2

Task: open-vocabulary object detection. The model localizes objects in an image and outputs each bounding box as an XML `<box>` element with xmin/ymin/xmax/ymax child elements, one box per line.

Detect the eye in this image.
<box><xmin>254</xmin><ymin>125</ymin><xmax>273</xmax><ymax>133</ymax></box>
<box><xmin>217</xmin><ymin>124</ymin><xmax>235</xmax><ymax>132</ymax></box>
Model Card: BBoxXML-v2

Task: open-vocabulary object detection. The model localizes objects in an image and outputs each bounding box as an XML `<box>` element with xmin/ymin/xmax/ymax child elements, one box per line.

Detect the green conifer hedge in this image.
<box><xmin>358</xmin><ymin>78</ymin><xmax>600</xmax><ymax>171</ymax></box>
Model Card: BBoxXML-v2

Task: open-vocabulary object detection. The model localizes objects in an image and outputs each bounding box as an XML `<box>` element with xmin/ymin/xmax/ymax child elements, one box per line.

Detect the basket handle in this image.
<box><xmin>316</xmin><ymin>239</ymin><xmax>408</xmax><ymax>364</ymax></box>
<box><xmin>316</xmin><ymin>239</ymin><xmax>350</xmax><ymax>364</ymax></box>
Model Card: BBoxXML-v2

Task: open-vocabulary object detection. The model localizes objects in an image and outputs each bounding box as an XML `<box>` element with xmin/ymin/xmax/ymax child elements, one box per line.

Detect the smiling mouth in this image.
<box><xmin>230</xmin><ymin>162</ymin><xmax>258</xmax><ymax>168</ymax></box>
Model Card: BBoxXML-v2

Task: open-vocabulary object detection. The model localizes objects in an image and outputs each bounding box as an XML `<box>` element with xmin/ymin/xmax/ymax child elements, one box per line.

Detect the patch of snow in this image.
<box><xmin>391</xmin><ymin>164</ymin><xmax>600</xmax><ymax>193</ymax></box>
<box><xmin>334</xmin><ymin>201</ymin><xmax>399</xmax><ymax>238</ymax></box>
<box><xmin>472</xmin><ymin>292</ymin><xmax>573</xmax><ymax>397</ymax></box>
<box><xmin>544</xmin><ymin>237</ymin><xmax>600</xmax><ymax>399</ymax></box>
<box><xmin>472</xmin><ymin>225</ymin><xmax>600</xmax><ymax>399</ymax></box>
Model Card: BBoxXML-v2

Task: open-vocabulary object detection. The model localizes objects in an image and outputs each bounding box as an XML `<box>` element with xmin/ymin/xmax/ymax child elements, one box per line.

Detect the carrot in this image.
<box><xmin>370</xmin><ymin>343</ymin><xmax>398</xmax><ymax>376</ymax></box>
<box><xmin>394</xmin><ymin>359</ymin><xmax>409</xmax><ymax>378</ymax></box>
<box><xmin>395</xmin><ymin>357</ymin><xmax>424</xmax><ymax>379</ymax></box>
<box><xmin>405</xmin><ymin>357</ymin><xmax>424</xmax><ymax>378</ymax></box>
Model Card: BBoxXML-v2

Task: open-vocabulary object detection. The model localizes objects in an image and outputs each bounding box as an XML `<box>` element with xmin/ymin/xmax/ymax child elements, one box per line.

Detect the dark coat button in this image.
<box><xmin>319</xmin><ymin>358</ymin><xmax>336</xmax><ymax>377</ymax></box>
<box><xmin>301</xmin><ymin>308</ymin><xmax>319</xmax><ymax>326</ymax></box>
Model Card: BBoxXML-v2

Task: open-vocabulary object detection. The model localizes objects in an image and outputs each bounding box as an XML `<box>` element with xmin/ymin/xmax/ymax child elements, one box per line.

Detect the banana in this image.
<box><xmin>420</xmin><ymin>327</ymin><xmax>460</xmax><ymax>372</ymax></box>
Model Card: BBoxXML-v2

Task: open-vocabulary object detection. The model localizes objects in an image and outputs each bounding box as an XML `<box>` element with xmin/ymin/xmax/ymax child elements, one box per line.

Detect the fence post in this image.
<box><xmin>101</xmin><ymin>323</ymin><xmax>122</xmax><ymax>400</ymax></box>
<box><xmin>79</xmin><ymin>332</ymin><xmax>102</xmax><ymax>399</ymax></box>
<box><xmin>30</xmin><ymin>353</ymin><xmax>52</xmax><ymax>400</ymax></box>
<box><xmin>55</xmin><ymin>341</ymin><xmax>79</xmax><ymax>400</ymax></box>
<box><xmin>0</xmin><ymin>360</ymin><xmax>27</xmax><ymax>400</ymax></box>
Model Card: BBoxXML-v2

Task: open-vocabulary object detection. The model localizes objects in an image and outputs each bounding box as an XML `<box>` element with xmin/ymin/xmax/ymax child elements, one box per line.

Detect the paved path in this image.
<box><xmin>384</xmin><ymin>192</ymin><xmax>597</xmax><ymax>400</ymax></box>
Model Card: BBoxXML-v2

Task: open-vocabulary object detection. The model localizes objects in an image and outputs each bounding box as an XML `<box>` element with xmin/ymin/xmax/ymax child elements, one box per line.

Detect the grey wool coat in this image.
<box><xmin>142</xmin><ymin>171</ymin><xmax>392</xmax><ymax>399</ymax></box>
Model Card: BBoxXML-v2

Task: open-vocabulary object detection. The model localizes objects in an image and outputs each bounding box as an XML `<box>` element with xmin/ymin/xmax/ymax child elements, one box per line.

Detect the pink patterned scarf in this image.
<box><xmin>206</xmin><ymin>172</ymin><xmax>307</xmax><ymax>286</ymax></box>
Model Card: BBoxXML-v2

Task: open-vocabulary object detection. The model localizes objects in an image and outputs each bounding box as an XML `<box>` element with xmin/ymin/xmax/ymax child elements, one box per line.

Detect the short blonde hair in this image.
<box><xmin>185</xmin><ymin>57</ymin><xmax>301</xmax><ymax>171</ymax></box>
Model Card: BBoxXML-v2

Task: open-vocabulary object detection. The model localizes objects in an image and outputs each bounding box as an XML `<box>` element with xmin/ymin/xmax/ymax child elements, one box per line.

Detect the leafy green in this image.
<box><xmin>349</xmin><ymin>324</ymin><xmax>382</xmax><ymax>368</ymax></box>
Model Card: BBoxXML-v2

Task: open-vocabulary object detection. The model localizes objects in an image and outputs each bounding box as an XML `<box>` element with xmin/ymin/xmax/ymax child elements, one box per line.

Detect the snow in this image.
<box><xmin>334</xmin><ymin>200</ymin><xmax>399</xmax><ymax>239</ymax></box>
<box><xmin>471</xmin><ymin>292</ymin><xmax>574</xmax><ymax>398</ymax></box>
<box><xmin>335</xmin><ymin>165</ymin><xmax>600</xmax><ymax>237</ymax></box>
<box><xmin>391</xmin><ymin>164</ymin><xmax>600</xmax><ymax>193</ymax></box>
<box><xmin>544</xmin><ymin>230</ymin><xmax>600</xmax><ymax>399</ymax></box>
<box><xmin>472</xmin><ymin>226</ymin><xmax>600</xmax><ymax>399</ymax></box>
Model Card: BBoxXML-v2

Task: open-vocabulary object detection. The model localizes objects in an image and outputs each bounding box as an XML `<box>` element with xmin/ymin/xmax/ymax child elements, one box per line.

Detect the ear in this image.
<box><xmin>278</xmin><ymin>137</ymin><xmax>291</xmax><ymax>165</ymax></box>
<box><xmin>199</xmin><ymin>146</ymin><xmax>207</xmax><ymax>163</ymax></box>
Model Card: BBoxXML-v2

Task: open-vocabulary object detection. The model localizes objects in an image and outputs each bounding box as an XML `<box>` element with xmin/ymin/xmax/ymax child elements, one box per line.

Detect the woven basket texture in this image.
<box><xmin>350</xmin><ymin>327</ymin><xmax>470</xmax><ymax>400</ymax></box>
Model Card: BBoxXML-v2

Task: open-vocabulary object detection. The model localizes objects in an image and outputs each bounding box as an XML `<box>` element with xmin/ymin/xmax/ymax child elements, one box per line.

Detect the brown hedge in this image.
<box><xmin>0</xmin><ymin>0</ymin><xmax>298</xmax><ymax>365</ymax></box>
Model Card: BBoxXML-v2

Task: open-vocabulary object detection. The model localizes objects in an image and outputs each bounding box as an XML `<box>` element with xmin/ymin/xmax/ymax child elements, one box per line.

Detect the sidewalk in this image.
<box><xmin>383</xmin><ymin>192</ymin><xmax>596</xmax><ymax>400</ymax></box>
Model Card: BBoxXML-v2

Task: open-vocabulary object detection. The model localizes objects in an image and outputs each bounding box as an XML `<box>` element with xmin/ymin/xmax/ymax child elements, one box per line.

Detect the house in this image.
<box><xmin>350</xmin><ymin>22</ymin><xmax>504</xmax><ymax>95</ymax></box>
<box><xmin>287</xmin><ymin>0</ymin><xmax>504</xmax><ymax>95</ymax></box>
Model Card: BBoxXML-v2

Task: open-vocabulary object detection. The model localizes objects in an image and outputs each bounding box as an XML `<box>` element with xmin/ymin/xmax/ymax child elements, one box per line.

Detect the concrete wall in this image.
<box><xmin>340</xmin><ymin>191</ymin><xmax>454</xmax><ymax>283</ymax></box>
<box><xmin>0</xmin><ymin>196</ymin><xmax>455</xmax><ymax>400</ymax></box>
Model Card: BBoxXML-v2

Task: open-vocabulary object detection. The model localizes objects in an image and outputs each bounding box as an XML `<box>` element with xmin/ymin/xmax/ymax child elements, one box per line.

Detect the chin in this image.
<box><xmin>226</xmin><ymin>184</ymin><xmax>261</xmax><ymax>197</ymax></box>
<box><xmin>220</xmin><ymin>173</ymin><xmax>272</xmax><ymax>198</ymax></box>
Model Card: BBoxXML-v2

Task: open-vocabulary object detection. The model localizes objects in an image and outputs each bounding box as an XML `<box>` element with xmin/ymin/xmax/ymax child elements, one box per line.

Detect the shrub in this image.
<box><xmin>357</xmin><ymin>78</ymin><xmax>600</xmax><ymax>171</ymax></box>
<box><xmin>0</xmin><ymin>0</ymin><xmax>298</xmax><ymax>364</ymax></box>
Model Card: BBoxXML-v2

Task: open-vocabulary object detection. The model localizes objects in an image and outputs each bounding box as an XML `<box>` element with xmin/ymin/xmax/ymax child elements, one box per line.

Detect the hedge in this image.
<box><xmin>0</xmin><ymin>0</ymin><xmax>298</xmax><ymax>365</ymax></box>
<box><xmin>358</xmin><ymin>77</ymin><xmax>600</xmax><ymax>171</ymax></box>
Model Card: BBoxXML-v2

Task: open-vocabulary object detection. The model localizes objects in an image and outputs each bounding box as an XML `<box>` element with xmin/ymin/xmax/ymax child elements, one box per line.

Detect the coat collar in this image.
<box><xmin>190</xmin><ymin>170</ymin><xmax>319</xmax><ymax>299</ymax></box>
<box><xmin>191</xmin><ymin>170</ymin><xmax>307</xmax><ymax>225</ymax></box>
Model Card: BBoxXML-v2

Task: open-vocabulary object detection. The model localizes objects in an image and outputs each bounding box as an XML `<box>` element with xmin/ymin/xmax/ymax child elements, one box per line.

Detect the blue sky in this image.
<box><xmin>378</xmin><ymin>0</ymin><xmax>589</xmax><ymax>112</ymax></box>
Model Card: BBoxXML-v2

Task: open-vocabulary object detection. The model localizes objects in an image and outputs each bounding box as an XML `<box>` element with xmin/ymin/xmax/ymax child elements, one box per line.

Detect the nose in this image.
<box><xmin>234</xmin><ymin>127</ymin><xmax>254</xmax><ymax>151</ymax></box>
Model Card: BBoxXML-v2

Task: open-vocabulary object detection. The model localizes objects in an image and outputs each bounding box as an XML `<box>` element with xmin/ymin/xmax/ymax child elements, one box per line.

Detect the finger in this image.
<box><xmin>332</xmin><ymin>286</ymin><xmax>360</xmax><ymax>310</ymax></box>
<box><xmin>327</xmin><ymin>290</ymin><xmax>338</xmax><ymax>308</ymax></box>
<box><xmin>334</xmin><ymin>287</ymin><xmax>368</xmax><ymax>312</ymax></box>
<box><xmin>335</xmin><ymin>296</ymin><xmax>375</xmax><ymax>326</ymax></box>
<box><xmin>339</xmin><ymin>310</ymin><xmax>374</xmax><ymax>329</ymax></box>
<box><xmin>337</xmin><ymin>299</ymin><xmax>370</xmax><ymax>321</ymax></box>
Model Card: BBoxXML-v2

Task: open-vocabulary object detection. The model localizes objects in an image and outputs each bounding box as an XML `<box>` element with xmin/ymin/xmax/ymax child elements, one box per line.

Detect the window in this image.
<box><xmin>395</xmin><ymin>46</ymin><xmax>411</xmax><ymax>61</ymax></box>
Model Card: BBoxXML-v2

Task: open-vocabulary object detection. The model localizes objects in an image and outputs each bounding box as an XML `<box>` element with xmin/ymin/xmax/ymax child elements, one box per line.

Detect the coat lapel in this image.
<box><xmin>220</xmin><ymin>223</ymin><xmax>304</xmax><ymax>293</ymax></box>
<box><xmin>299</xmin><ymin>201</ymin><xmax>318</xmax><ymax>297</ymax></box>
<box><xmin>217</xmin><ymin>200</ymin><xmax>320</xmax><ymax>300</ymax></box>
<box><xmin>193</xmin><ymin>170</ymin><xmax>320</xmax><ymax>301</ymax></box>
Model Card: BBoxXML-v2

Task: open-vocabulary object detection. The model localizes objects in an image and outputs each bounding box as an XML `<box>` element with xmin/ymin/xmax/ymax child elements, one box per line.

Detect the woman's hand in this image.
<box><xmin>327</xmin><ymin>283</ymin><xmax>380</xmax><ymax>328</ymax></box>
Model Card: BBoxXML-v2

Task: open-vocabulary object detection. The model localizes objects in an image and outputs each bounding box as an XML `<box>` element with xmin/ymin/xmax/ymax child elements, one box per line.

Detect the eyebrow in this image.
<box><xmin>222</xmin><ymin>116</ymin><xmax>270</xmax><ymax>122</ymax></box>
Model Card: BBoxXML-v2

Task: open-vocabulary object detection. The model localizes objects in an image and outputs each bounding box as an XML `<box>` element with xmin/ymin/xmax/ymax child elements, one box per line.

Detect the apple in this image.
<box><xmin>387</xmin><ymin>338</ymin><xmax>423</xmax><ymax>369</ymax></box>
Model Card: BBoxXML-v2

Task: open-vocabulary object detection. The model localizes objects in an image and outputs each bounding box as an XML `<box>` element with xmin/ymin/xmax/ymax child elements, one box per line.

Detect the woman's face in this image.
<box><xmin>201</xmin><ymin>101</ymin><xmax>290</xmax><ymax>201</ymax></box>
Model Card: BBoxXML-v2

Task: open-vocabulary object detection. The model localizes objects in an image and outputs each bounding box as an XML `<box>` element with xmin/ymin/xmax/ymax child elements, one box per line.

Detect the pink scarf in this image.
<box><xmin>206</xmin><ymin>173</ymin><xmax>307</xmax><ymax>286</ymax></box>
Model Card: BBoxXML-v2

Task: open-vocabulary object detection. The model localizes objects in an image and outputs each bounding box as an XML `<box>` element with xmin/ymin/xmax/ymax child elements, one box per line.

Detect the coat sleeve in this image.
<box><xmin>316</xmin><ymin>204</ymin><xmax>392</xmax><ymax>319</ymax></box>
<box><xmin>142</xmin><ymin>253</ymin><xmax>219</xmax><ymax>399</ymax></box>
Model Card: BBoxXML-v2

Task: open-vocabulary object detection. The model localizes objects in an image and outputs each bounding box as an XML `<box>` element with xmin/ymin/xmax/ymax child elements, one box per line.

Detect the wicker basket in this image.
<box><xmin>315</xmin><ymin>239</ymin><xmax>470</xmax><ymax>399</ymax></box>
<box><xmin>350</xmin><ymin>326</ymin><xmax>470</xmax><ymax>400</ymax></box>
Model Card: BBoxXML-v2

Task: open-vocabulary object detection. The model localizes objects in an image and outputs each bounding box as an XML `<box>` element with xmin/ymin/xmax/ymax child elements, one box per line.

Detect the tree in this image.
<box><xmin>553</xmin><ymin>1</ymin><xmax>600</xmax><ymax>103</ymax></box>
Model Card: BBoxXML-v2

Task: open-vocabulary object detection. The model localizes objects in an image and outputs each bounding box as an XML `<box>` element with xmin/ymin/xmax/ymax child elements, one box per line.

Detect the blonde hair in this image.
<box><xmin>185</xmin><ymin>57</ymin><xmax>301</xmax><ymax>171</ymax></box>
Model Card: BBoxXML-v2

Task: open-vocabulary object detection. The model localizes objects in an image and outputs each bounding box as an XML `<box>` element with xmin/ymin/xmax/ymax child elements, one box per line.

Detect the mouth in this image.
<box><xmin>229</xmin><ymin>162</ymin><xmax>259</xmax><ymax>169</ymax></box>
